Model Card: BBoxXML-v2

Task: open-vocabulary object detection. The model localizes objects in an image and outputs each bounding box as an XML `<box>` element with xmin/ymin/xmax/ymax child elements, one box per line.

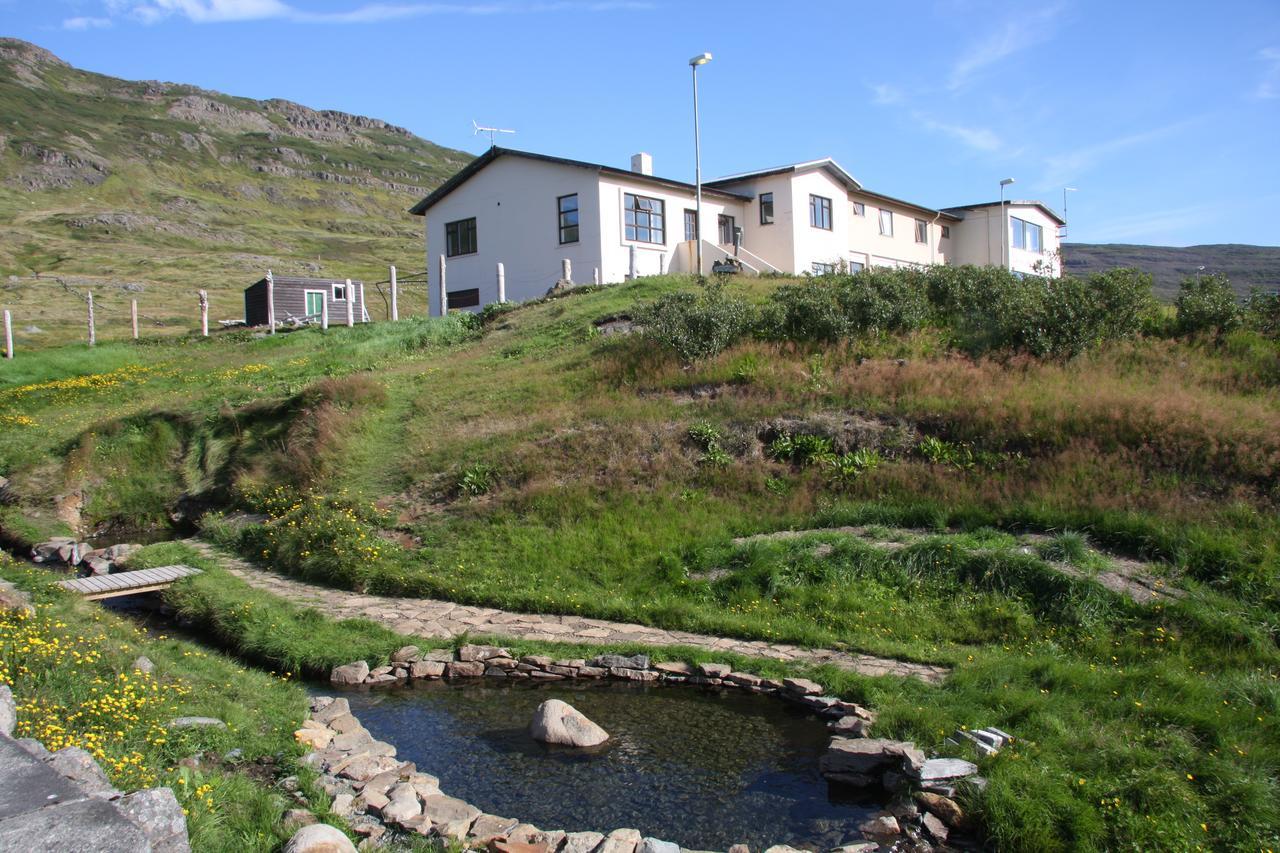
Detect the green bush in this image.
<box><xmin>767</xmin><ymin>432</ymin><xmax>834</xmax><ymax>466</ymax></box>
<box><xmin>826</xmin><ymin>448</ymin><xmax>882</xmax><ymax>490</ymax></box>
<box><xmin>458</xmin><ymin>463</ymin><xmax>496</xmax><ymax>496</ymax></box>
<box><xmin>1175</xmin><ymin>273</ymin><xmax>1241</xmax><ymax>337</ymax></box>
<box><xmin>638</xmin><ymin>281</ymin><xmax>754</xmax><ymax>362</ymax></box>
<box><xmin>1244</xmin><ymin>288</ymin><xmax>1280</xmax><ymax>339</ymax></box>
<box><xmin>758</xmin><ymin>270</ymin><xmax>930</xmax><ymax>342</ymax></box>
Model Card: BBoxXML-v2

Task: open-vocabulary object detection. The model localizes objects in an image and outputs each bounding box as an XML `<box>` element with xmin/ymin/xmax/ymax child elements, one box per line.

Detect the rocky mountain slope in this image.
<box><xmin>0</xmin><ymin>38</ymin><xmax>471</xmax><ymax>343</ymax></box>
<box><xmin>1063</xmin><ymin>242</ymin><xmax>1280</xmax><ymax>300</ymax></box>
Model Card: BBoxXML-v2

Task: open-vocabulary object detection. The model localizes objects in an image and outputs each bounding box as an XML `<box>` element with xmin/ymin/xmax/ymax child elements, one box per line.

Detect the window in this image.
<box><xmin>941</xmin><ymin>225</ymin><xmax>951</xmax><ymax>239</ymax></box>
<box><xmin>809</xmin><ymin>194</ymin><xmax>832</xmax><ymax>230</ymax></box>
<box><xmin>624</xmin><ymin>193</ymin><xmax>664</xmax><ymax>244</ymax></box>
<box><xmin>759</xmin><ymin>192</ymin><xmax>774</xmax><ymax>225</ymax></box>
<box><xmin>445</xmin><ymin>217</ymin><xmax>477</xmax><ymax>257</ymax></box>
<box><xmin>718</xmin><ymin>214</ymin><xmax>736</xmax><ymax>245</ymax></box>
<box><xmin>683</xmin><ymin>209</ymin><xmax>698</xmax><ymax>242</ymax></box>
<box><xmin>878</xmin><ymin>209</ymin><xmax>894</xmax><ymax>237</ymax></box>
<box><xmin>852</xmin><ymin>201</ymin><xmax>866</xmax><ymax>216</ymax></box>
<box><xmin>848</xmin><ymin>260</ymin><xmax>866</xmax><ymax>273</ymax></box>
<box><xmin>446</xmin><ymin>288</ymin><xmax>480</xmax><ymax>309</ymax></box>
<box><xmin>332</xmin><ymin>282</ymin><xmax>347</xmax><ymax>301</ymax></box>
<box><xmin>811</xmin><ymin>261</ymin><xmax>837</xmax><ymax>275</ymax></box>
<box><xmin>557</xmin><ymin>194</ymin><xmax>579</xmax><ymax>244</ymax></box>
<box><xmin>914</xmin><ymin>219</ymin><xmax>928</xmax><ymax>244</ymax></box>
<box><xmin>1011</xmin><ymin>216</ymin><xmax>1043</xmax><ymax>253</ymax></box>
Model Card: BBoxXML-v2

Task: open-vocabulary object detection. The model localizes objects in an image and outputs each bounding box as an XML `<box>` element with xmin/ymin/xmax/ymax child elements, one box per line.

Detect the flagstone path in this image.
<box><xmin>185</xmin><ymin>540</ymin><xmax>950</xmax><ymax>684</ymax></box>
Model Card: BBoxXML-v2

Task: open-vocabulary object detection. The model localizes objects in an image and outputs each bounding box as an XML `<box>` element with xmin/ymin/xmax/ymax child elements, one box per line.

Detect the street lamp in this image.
<box><xmin>999</xmin><ymin>177</ymin><xmax>1015</xmax><ymax>271</ymax></box>
<box><xmin>690</xmin><ymin>52</ymin><xmax>712</xmax><ymax>277</ymax></box>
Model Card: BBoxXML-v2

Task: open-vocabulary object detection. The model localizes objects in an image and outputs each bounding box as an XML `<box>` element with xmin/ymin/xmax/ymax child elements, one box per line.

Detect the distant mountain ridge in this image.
<box><xmin>0</xmin><ymin>37</ymin><xmax>471</xmax><ymax>337</ymax></box>
<box><xmin>1063</xmin><ymin>243</ymin><xmax>1280</xmax><ymax>300</ymax></box>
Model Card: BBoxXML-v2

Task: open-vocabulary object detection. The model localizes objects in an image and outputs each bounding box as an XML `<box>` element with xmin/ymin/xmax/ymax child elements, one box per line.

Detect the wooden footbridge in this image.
<box><xmin>57</xmin><ymin>565</ymin><xmax>202</xmax><ymax>600</ymax></box>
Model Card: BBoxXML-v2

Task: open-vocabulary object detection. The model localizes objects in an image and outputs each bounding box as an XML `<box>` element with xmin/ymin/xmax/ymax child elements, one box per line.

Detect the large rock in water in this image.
<box><xmin>529</xmin><ymin>699</ymin><xmax>609</xmax><ymax>747</ymax></box>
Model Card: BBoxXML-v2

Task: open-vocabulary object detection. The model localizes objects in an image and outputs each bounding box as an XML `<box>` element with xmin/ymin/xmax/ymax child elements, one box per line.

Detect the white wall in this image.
<box><xmin>787</xmin><ymin>169</ymin><xmax>852</xmax><ymax>274</ymax></box>
<box><xmin>948</xmin><ymin>204</ymin><xmax>1062</xmax><ymax>276</ymax></box>
<box><xmin>424</xmin><ymin>156</ymin><xmax>601</xmax><ymax>314</ymax></box>
<box><xmin>848</xmin><ymin>192</ymin><xmax>949</xmax><ymax>270</ymax></box>
<box><xmin>712</xmin><ymin>172</ymin><xmax>796</xmax><ymax>273</ymax></box>
<box><xmin>595</xmin><ymin>175</ymin><xmax>746</xmax><ymax>282</ymax></box>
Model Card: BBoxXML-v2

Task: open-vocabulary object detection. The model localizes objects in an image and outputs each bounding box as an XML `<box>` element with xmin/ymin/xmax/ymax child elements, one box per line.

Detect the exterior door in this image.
<box><xmin>718</xmin><ymin>214</ymin><xmax>735</xmax><ymax>245</ymax></box>
<box><xmin>304</xmin><ymin>290</ymin><xmax>325</xmax><ymax>318</ymax></box>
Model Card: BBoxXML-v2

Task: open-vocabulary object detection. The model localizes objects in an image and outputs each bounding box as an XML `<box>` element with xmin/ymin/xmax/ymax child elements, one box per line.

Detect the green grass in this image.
<box><xmin>0</xmin><ymin>547</ymin><xmax>352</xmax><ymax>852</ymax></box>
<box><xmin>2</xmin><ymin>273</ymin><xmax>1278</xmax><ymax>851</ymax></box>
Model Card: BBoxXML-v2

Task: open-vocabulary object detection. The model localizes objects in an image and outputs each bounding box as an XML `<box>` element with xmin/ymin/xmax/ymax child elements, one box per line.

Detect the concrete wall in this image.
<box><xmin>424</xmin><ymin>156</ymin><xmax>601</xmax><ymax>315</ymax></box>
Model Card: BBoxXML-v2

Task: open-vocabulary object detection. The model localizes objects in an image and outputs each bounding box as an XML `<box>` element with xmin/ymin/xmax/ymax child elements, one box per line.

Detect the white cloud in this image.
<box><xmin>63</xmin><ymin>16</ymin><xmax>115</xmax><ymax>29</ymax></box>
<box><xmin>869</xmin><ymin>83</ymin><xmax>902</xmax><ymax>105</ymax></box>
<box><xmin>911</xmin><ymin>111</ymin><xmax>1002</xmax><ymax>152</ymax></box>
<box><xmin>1256</xmin><ymin>46</ymin><xmax>1280</xmax><ymax>99</ymax></box>
<box><xmin>947</xmin><ymin>4</ymin><xmax>1065</xmax><ymax>91</ymax></box>
<box><xmin>1040</xmin><ymin>119</ymin><xmax>1199</xmax><ymax>188</ymax></box>
<box><xmin>101</xmin><ymin>0</ymin><xmax>651</xmax><ymax>24</ymax></box>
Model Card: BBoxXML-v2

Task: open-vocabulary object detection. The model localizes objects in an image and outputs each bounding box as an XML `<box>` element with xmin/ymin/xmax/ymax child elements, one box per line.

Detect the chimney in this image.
<box><xmin>630</xmin><ymin>152</ymin><xmax>653</xmax><ymax>176</ymax></box>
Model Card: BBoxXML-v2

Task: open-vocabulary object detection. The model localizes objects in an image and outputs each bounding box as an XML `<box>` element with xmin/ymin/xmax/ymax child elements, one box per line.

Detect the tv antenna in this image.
<box><xmin>473</xmin><ymin>120</ymin><xmax>515</xmax><ymax>148</ymax></box>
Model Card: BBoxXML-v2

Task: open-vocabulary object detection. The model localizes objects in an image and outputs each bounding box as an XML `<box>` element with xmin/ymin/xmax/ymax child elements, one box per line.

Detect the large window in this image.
<box><xmin>810</xmin><ymin>194</ymin><xmax>832</xmax><ymax>230</ymax></box>
<box><xmin>759</xmin><ymin>192</ymin><xmax>774</xmax><ymax>225</ymax></box>
<box><xmin>811</xmin><ymin>261</ymin><xmax>837</xmax><ymax>275</ymax></box>
<box><xmin>914</xmin><ymin>219</ymin><xmax>928</xmax><ymax>243</ymax></box>
<box><xmin>445</xmin><ymin>217</ymin><xmax>477</xmax><ymax>257</ymax></box>
<box><xmin>718</xmin><ymin>214</ymin><xmax>736</xmax><ymax>245</ymax></box>
<box><xmin>557</xmin><ymin>194</ymin><xmax>579</xmax><ymax>244</ymax></box>
<box><xmin>624</xmin><ymin>193</ymin><xmax>665</xmax><ymax>244</ymax></box>
<box><xmin>878</xmin><ymin>209</ymin><xmax>894</xmax><ymax>237</ymax></box>
<box><xmin>683</xmin><ymin>209</ymin><xmax>698</xmax><ymax>242</ymax></box>
<box><xmin>1011</xmin><ymin>216</ymin><xmax>1043</xmax><ymax>253</ymax></box>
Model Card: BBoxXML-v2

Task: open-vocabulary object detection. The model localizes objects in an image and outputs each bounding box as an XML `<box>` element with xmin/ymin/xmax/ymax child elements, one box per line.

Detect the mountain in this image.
<box><xmin>1063</xmin><ymin>242</ymin><xmax>1280</xmax><ymax>300</ymax></box>
<box><xmin>0</xmin><ymin>38</ymin><xmax>472</xmax><ymax>341</ymax></box>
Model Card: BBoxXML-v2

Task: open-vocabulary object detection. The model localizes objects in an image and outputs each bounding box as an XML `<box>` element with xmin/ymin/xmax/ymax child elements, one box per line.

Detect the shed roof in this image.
<box><xmin>408</xmin><ymin>147</ymin><xmax>751</xmax><ymax>216</ymax></box>
<box><xmin>247</xmin><ymin>276</ymin><xmax>364</xmax><ymax>288</ymax></box>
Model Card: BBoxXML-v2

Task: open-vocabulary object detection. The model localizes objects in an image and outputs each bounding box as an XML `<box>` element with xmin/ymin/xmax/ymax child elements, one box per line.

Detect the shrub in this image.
<box><xmin>767</xmin><ymin>432</ymin><xmax>834</xmax><ymax>466</ymax></box>
<box><xmin>826</xmin><ymin>448</ymin><xmax>882</xmax><ymax>490</ymax></box>
<box><xmin>1244</xmin><ymin>288</ymin><xmax>1280</xmax><ymax>339</ymax></box>
<box><xmin>687</xmin><ymin>421</ymin><xmax>722</xmax><ymax>449</ymax></box>
<box><xmin>758</xmin><ymin>270</ymin><xmax>930</xmax><ymax>342</ymax></box>
<box><xmin>638</xmin><ymin>281</ymin><xmax>754</xmax><ymax>362</ymax></box>
<box><xmin>458</xmin><ymin>463</ymin><xmax>496</xmax><ymax>496</ymax></box>
<box><xmin>1175</xmin><ymin>273</ymin><xmax>1241</xmax><ymax>337</ymax></box>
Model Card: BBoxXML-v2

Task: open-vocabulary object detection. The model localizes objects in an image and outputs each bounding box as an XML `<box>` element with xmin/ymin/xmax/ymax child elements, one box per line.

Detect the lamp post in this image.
<box><xmin>999</xmin><ymin>177</ymin><xmax>1015</xmax><ymax>271</ymax></box>
<box><xmin>689</xmin><ymin>52</ymin><xmax>712</xmax><ymax>277</ymax></box>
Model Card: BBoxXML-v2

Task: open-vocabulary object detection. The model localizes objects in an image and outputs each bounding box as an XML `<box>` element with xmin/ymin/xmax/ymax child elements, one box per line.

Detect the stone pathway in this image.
<box><xmin>185</xmin><ymin>540</ymin><xmax>950</xmax><ymax>684</ymax></box>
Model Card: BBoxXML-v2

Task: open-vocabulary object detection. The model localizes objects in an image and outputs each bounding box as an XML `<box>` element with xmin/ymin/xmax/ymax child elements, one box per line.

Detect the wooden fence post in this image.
<box><xmin>199</xmin><ymin>290</ymin><xmax>209</xmax><ymax>337</ymax></box>
<box><xmin>345</xmin><ymin>279</ymin><xmax>355</xmax><ymax>327</ymax></box>
<box><xmin>628</xmin><ymin>245</ymin><xmax>637</xmax><ymax>281</ymax></box>
<box><xmin>3</xmin><ymin>310</ymin><xmax>12</xmax><ymax>360</ymax></box>
<box><xmin>87</xmin><ymin>291</ymin><xmax>95</xmax><ymax>347</ymax></box>
<box><xmin>497</xmin><ymin>263</ymin><xmax>505</xmax><ymax>304</ymax></box>
<box><xmin>561</xmin><ymin>258</ymin><xmax>572</xmax><ymax>284</ymax></box>
<box><xmin>266</xmin><ymin>269</ymin><xmax>276</xmax><ymax>334</ymax></box>
<box><xmin>594</xmin><ymin>267</ymin><xmax>600</xmax><ymax>285</ymax></box>
<box><xmin>321</xmin><ymin>294</ymin><xmax>329</xmax><ymax>330</ymax></box>
<box><xmin>438</xmin><ymin>254</ymin><xmax>448</xmax><ymax>316</ymax></box>
<box><xmin>659</xmin><ymin>254</ymin><xmax>667</xmax><ymax>275</ymax></box>
<box><xmin>390</xmin><ymin>265</ymin><xmax>399</xmax><ymax>321</ymax></box>
<box><xmin>131</xmin><ymin>299</ymin><xmax>138</xmax><ymax>340</ymax></box>
<box><xmin>359</xmin><ymin>281</ymin><xmax>367</xmax><ymax>323</ymax></box>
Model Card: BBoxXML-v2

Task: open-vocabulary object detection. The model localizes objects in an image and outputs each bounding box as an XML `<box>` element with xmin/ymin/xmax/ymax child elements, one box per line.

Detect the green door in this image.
<box><xmin>305</xmin><ymin>290</ymin><xmax>324</xmax><ymax>318</ymax></box>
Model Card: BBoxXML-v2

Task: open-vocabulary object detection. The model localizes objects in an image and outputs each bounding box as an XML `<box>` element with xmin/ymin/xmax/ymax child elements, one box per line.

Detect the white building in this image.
<box><xmin>408</xmin><ymin>147</ymin><xmax>1063</xmax><ymax>314</ymax></box>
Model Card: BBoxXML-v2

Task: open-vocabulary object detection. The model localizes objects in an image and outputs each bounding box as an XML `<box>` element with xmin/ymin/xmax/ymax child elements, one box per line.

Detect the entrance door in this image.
<box><xmin>718</xmin><ymin>214</ymin><xmax>735</xmax><ymax>245</ymax></box>
<box><xmin>304</xmin><ymin>290</ymin><xmax>325</xmax><ymax>318</ymax></box>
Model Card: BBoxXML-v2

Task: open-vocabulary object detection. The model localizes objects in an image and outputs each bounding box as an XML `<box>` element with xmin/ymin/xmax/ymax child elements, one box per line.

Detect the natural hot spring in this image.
<box><xmin>332</xmin><ymin>679</ymin><xmax>885</xmax><ymax>851</ymax></box>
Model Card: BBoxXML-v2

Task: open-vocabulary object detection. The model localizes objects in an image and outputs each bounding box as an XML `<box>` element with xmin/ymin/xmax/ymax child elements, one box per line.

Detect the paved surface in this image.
<box><xmin>187</xmin><ymin>540</ymin><xmax>950</xmax><ymax>684</ymax></box>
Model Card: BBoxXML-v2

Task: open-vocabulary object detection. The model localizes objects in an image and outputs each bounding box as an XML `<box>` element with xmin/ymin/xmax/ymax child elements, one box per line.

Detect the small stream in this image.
<box><xmin>331</xmin><ymin>679</ymin><xmax>884</xmax><ymax>851</ymax></box>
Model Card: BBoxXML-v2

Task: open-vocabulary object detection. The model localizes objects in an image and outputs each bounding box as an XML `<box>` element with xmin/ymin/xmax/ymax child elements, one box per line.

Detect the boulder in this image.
<box><xmin>857</xmin><ymin>814</ymin><xmax>900</xmax><ymax>840</ymax></box>
<box><xmin>782</xmin><ymin>678</ymin><xmax>823</xmax><ymax>696</ymax></box>
<box><xmin>446</xmin><ymin>660</ymin><xmax>486</xmax><ymax>678</ymax></box>
<box><xmin>469</xmin><ymin>814</ymin><xmax>521</xmax><ymax>842</ymax></box>
<box><xmin>86</xmin><ymin>557</ymin><xmax>112</xmax><ymax>575</ymax></box>
<box><xmin>132</xmin><ymin>656</ymin><xmax>155</xmax><ymax>675</ymax></box>
<box><xmin>562</xmin><ymin>831</ymin><xmax>605</xmax><ymax>853</ymax></box>
<box><xmin>530</xmin><ymin>699</ymin><xmax>609</xmax><ymax>748</ymax></box>
<box><xmin>762</xmin><ymin>846</ymin><xmax>807</xmax><ymax>853</ymax></box>
<box><xmin>725</xmin><ymin>672</ymin><xmax>762</xmax><ymax>688</ymax></box>
<box><xmin>167</xmin><ymin>717</ymin><xmax>227</xmax><ymax>730</ymax></box>
<box><xmin>489</xmin><ymin>841</ymin><xmax>550</xmax><ymax>853</ymax></box>
<box><xmin>458</xmin><ymin>644</ymin><xmax>508</xmax><ymax>662</ymax></box>
<box><xmin>914</xmin><ymin>791</ymin><xmax>966</xmax><ymax>828</ymax></box>
<box><xmin>652</xmin><ymin>661</ymin><xmax>693</xmax><ymax>676</ymax></box>
<box><xmin>330</xmin><ymin>661</ymin><xmax>370</xmax><ymax>685</ymax></box>
<box><xmin>917</xmin><ymin>757</ymin><xmax>979</xmax><ymax>783</ymax></box>
<box><xmin>116</xmin><ymin>787</ymin><xmax>190</xmax><ymax>853</ymax></box>
<box><xmin>283</xmin><ymin>823</ymin><xmax>357</xmax><ymax>853</ymax></box>
<box><xmin>282</xmin><ymin>809</ymin><xmax>318</xmax><ymax>830</ymax></box>
<box><xmin>423</xmin><ymin>793</ymin><xmax>481</xmax><ymax>839</ymax></box>
<box><xmin>312</xmin><ymin>698</ymin><xmax>350</xmax><ymax>725</ymax></box>
<box><xmin>829</xmin><ymin>715</ymin><xmax>872</xmax><ymax>737</ymax></box>
<box><xmin>638</xmin><ymin>838</ymin><xmax>680</xmax><ymax>853</ymax></box>
<box><xmin>390</xmin><ymin>645</ymin><xmax>420</xmax><ymax>663</ymax></box>
<box><xmin>380</xmin><ymin>790</ymin><xmax>422</xmax><ymax>825</ymax></box>
<box><xmin>820</xmin><ymin>738</ymin><xmax>925</xmax><ymax>781</ymax></box>
<box><xmin>330</xmin><ymin>794</ymin><xmax>354</xmax><ymax>818</ymax></box>
<box><xmin>294</xmin><ymin>727</ymin><xmax>334</xmax><ymax>750</ymax></box>
<box><xmin>598</xmin><ymin>828</ymin><xmax>642</xmax><ymax>853</ymax></box>
<box><xmin>410</xmin><ymin>660</ymin><xmax>446</xmax><ymax>679</ymax></box>
<box><xmin>593</xmin><ymin>653</ymin><xmax>649</xmax><ymax>670</ymax></box>
<box><xmin>46</xmin><ymin>747</ymin><xmax>122</xmax><ymax>799</ymax></box>
<box><xmin>0</xmin><ymin>685</ymin><xmax>14</xmax><ymax>737</ymax></box>
<box><xmin>104</xmin><ymin>543</ymin><xmax>141</xmax><ymax>562</ymax></box>
<box><xmin>697</xmin><ymin>663</ymin><xmax>732</xmax><ymax>678</ymax></box>
<box><xmin>922</xmin><ymin>812</ymin><xmax>949</xmax><ymax>844</ymax></box>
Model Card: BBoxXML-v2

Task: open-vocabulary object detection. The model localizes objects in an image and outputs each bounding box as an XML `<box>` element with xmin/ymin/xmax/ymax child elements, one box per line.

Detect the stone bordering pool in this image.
<box><xmin>310</xmin><ymin>644</ymin><xmax>977</xmax><ymax>851</ymax></box>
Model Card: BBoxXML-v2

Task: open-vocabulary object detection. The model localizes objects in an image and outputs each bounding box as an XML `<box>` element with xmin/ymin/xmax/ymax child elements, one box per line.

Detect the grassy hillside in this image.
<box><xmin>1</xmin><ymin>270</ymin><xmax>1277</xmax><ymax>851</ymax></box>
<box><xmin>0</xmin><ymin>38</ymin><xmax>469</xmax><ymax>346</ymax></box>
<box><xmin>1064</xmin><ymin>242</ymin><xmax>1280</xmax><ymax>300</ymax></box>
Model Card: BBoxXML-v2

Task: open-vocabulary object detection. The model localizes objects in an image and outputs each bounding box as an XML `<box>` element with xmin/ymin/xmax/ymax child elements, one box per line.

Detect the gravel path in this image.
<box><xmin>185</xmin><ymin>540</ymin><xmax>950</xmax><ymax>684</ymax></box>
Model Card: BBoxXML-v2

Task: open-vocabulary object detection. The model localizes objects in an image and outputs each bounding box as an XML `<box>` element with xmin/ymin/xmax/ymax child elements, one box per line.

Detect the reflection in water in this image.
<box><xmin>333</xmin><ymin>679</ymin><xmax>882</xmax><ymax>851</ymax></box>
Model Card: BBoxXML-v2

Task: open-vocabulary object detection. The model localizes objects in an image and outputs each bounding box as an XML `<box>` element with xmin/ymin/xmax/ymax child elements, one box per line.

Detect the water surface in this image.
<box><xmin>335</xmin><ymin>679</ymin><xmax>882</xmax><ymax>851</ymax></box>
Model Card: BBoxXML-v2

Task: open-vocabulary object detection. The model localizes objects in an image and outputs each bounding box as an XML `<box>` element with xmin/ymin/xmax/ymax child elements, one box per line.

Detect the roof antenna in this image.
<box><xmin>473</xmin><ymin>119</ymin><xmax>515</xmax><ymax>149</ymax></box>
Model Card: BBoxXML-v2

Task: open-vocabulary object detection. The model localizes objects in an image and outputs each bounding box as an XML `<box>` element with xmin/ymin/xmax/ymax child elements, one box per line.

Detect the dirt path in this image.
<box><xmin>184</xmin><ymin>540</ymin><xmax>950</xmax><ymax>684</ymax></box>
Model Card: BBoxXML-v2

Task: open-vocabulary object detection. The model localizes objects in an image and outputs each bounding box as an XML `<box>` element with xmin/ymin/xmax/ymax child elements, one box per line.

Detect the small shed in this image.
<box><xmin>244</xmin><ymin>276</ymin><xmax>368</xmax><ymax>327</ymax></box>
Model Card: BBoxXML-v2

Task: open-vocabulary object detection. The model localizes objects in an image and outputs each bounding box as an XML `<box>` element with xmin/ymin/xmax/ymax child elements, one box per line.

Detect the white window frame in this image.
<box><xmin>332</xmin><ymin>283</ymin><xmax>347</xmax><ymax>302</ymax></box>
<box><xmin>304</xmin><ymin>289</ymin><xmax>326</xmax><ymax>319</ymax></box>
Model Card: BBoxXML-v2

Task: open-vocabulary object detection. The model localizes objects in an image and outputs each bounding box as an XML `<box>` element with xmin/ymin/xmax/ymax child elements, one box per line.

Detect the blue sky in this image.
<box><xmin>6</xmin><ymin>0</ymin><xmax>1280</xmax><ymax>246</ymax></box>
